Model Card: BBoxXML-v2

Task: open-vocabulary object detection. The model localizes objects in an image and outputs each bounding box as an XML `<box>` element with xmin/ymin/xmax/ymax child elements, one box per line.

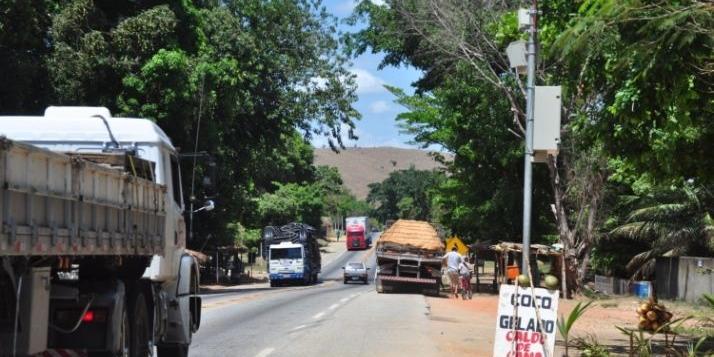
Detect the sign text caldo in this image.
<box><xmin>493</xmin><ymin>285</ymin><xmax>559</xmax><ymax>357</ymax></box>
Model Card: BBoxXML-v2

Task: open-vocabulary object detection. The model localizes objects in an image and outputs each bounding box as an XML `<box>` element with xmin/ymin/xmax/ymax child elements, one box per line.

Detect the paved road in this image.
<box><xmin>191</xmin><ymin>237</ymin><xmax>442</xmax><ymax>357</ymax></box>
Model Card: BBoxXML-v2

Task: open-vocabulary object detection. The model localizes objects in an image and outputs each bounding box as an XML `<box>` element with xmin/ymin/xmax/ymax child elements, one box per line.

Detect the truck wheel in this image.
<box><xmin>128</xmin><ymin>291</ymin><xmax>151</xmax><ymax>357</ymax></box>
<box><xmin>157</xmin><ymin>344</ymin><xmax>188</xmax><ymax>357</ymax></box>
<box><xmin>270</xmin><ymin>280</ymin><xmax>276</xmax><ymax>287</ymax></box>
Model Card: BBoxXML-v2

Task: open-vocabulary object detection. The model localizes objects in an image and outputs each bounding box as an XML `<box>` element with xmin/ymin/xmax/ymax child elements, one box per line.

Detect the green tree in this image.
<box><xmin>367</xmin><ymin>167</ymin><xmax>445</xmax><ymax>222</ymax></box>
<box><xmin>610</xmin><ymin>185</ymin><xmax>714</xmax><ymax>278</ymax></box>
<box><xmin>256</xmin><ymin>182</ymin><xmax>324</xmax><ymax>229</ymax></box>
<box><xmin>0</xmin><ymin>0</ymin><xmax>361</xmax><ymax>249</ymax></box>
<box><xmin>388</xmin><ymin>78</ymin><xmax>554</xmax><ymax>242</ymax></box>
<box><xmin>316</xmin><ymin>165</ymin><xmax>370</xmax><ymax>219</ymax></box>
<box><xmin>554</xmin><ymin>0</ymin><xmax>714</xmax><ymax>189</ymax></box>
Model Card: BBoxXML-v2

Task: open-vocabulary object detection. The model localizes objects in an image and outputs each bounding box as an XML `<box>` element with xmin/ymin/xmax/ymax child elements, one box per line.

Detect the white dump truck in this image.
<box><xmin>0</xmin><ymin>107</ymin><xmax>205</xmax><ymax>356</ymax></box>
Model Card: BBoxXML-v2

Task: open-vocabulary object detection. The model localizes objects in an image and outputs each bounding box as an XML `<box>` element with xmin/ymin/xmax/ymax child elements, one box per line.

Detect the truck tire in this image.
<box><xmin>157</xmin><ymin>344</ymin><xmax>188</xmax><ymax>357</ymax></box>
<box><xmin>270</xmin><ymin>280</ymin><xmax>276</xmax><ymax>287</ymax></box>
<box><xmin>128</xmin><ymin>291</ymin><xmax>151</xmax><ymax>357</ymax></box>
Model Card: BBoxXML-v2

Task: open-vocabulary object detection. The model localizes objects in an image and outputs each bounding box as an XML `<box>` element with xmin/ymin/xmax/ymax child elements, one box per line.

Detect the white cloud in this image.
<box><xmin>350</xmin><ymin>68</ymin><xmax>387</xmax><ymax>94</ymax></box>
<box><xmin>369</xmin><ymin>100</ymin><xmax>392</xmax><ymax>113</ymax></box>
<box><xmin>371</xmin><ymin>0</ymin><xmax>386</xmax><ymax>5</ymax></box>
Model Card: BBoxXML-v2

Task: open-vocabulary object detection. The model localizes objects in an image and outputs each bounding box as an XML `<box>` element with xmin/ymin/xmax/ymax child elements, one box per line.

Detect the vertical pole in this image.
<box><xmin>521</xmin><ymin>0</ymin><xmax>538</xmax><ymax>272</ymax></box>
<box><xmin>189</xmin><ymin>202</ymin><xmax>194</xmax><ymax>242</ymax></box>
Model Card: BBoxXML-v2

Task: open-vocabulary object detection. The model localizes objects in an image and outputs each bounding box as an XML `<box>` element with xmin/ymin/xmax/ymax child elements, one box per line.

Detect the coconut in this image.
<box><xmin>517</xmin><ymin>274</ymin><xmax>530</xmax><ymax>286</ymax></box>
<box><xmin>543</xmin><ymin>275</ymin><xmax>559</xmax><ymax>290</ymax></box>
<box><xmin>646</xmin><ymin>310</ymin><xmax>658</xmax><ymax>321</ymax></box>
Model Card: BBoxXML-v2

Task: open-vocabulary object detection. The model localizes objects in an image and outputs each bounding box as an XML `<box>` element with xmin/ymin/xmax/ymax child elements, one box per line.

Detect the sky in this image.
<box><xmin>311</xmin><ymin>0</ymin><xmax>425</xmax><ymax>149</ymax></box>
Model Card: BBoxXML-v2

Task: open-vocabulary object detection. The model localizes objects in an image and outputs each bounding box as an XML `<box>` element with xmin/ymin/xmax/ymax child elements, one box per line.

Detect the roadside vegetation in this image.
<box><xmin>345</xmin><ymin>0</ymin><xmax>713</xmax><ymax>290</ymax></box>
<box><xmin>0</xmin><ymin>0</ymin><xmax>368</xmax><ymax>252</ymax></box>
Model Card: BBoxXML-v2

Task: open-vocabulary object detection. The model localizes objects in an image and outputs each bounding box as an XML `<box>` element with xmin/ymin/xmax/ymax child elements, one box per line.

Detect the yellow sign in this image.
<box><xmin>445</xmin><ymin>236</ymin><xmax>469</xmax><ymax>256</ymax></box>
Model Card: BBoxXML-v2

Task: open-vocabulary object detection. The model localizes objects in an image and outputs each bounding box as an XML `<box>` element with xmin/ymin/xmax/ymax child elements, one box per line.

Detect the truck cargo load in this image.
<box><xmin>375</xmin><ymin>220</ymin><xmax>444</xmax><ymax>295</ymax></box>
<box><xmin>263</xmin><ymin>223</ymin><xmax>321</xmax><ymax>286</ymax></box>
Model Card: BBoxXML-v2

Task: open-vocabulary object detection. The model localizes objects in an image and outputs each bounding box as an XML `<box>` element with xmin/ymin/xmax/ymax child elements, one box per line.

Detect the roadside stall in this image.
<box><xmin>469</xmin><ymin>241</ymin><xmax>564</xmax><ymax>293</ymax></box>
<box><xmin>199</xmin><ymin>244</ymin><xmax>249</xmax><ymax>284</ymax></box>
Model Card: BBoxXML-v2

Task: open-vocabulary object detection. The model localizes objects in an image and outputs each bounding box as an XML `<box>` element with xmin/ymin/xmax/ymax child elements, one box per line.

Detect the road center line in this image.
<box><xmin>313</xmin><ymin>311</ymin><xmax>326</xmax><ymax>319</ymax></box>
<box><xmin>255</xmin><ymin>347</ymin><xmax>275</xmax><ymax>357</ymax></box>
<box><xmin>328</xmin><ymin>303</ymin><xmax>339</xmax><ymax>310</ymax></box>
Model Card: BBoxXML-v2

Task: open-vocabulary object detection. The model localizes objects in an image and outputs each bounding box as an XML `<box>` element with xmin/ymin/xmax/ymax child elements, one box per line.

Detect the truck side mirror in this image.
<box><xmin>193</xmin><ymin>200</ymin><xmax>215</xmax><ymax>213</ymax></box>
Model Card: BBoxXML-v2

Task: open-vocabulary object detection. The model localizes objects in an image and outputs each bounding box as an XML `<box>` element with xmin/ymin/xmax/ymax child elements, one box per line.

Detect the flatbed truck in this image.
<box><xmin>375</xmin><ymin>220</ymin><xmax>444</xmax><ymax>296</ymax></box>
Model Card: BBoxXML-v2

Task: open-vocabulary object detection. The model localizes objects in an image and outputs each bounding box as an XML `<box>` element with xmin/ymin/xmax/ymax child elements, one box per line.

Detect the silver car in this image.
<box><xmin>342</xmin><ymin>262</ymin><xmax>369</xmax><ymax>284</ymax></box>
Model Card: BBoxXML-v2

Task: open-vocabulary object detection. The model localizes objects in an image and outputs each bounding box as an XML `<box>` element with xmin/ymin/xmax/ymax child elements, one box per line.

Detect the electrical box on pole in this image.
<box><xmin>506</xmin><ymin>41</ymin><xmax>527</xmax><ymax>74</ymax></box>
<box><xmin>533</xmin><ymin>86</ymin><xmax>562</xmax><ymax>163</ymax></box>
<box><xmin>518</xmin><ymin>9</ymin><xmax>531</xmax><ymax>30</ymax></box>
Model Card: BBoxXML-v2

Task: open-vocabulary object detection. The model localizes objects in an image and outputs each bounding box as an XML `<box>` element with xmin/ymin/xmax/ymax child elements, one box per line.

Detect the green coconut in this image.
<box><xmin>544</xmin><ymin>275</ymin><xmax>559</xmax><ymax>290</ymax></box>
<box><xmin>517</xmin><ymin>274</ymin><xmax>530</xmax><ymax>286</ymax></box>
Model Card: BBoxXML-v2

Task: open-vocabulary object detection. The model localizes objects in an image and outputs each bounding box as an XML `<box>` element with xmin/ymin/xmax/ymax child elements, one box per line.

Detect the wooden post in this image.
<box><xmin>560</xmin><ymin>254</ymin><xmax>567</xmax><ymax>298</ymax></box>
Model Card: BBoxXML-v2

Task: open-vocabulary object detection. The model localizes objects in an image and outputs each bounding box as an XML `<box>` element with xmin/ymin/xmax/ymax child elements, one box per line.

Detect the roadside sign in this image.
<box><xmin>493</xmin><ymin>285</ymin><xmax>559</xmax><ymax>357</ymax></box>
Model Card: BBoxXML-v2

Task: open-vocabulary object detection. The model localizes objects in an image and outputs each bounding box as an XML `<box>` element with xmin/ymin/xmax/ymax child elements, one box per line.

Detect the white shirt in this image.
<box><xmin>443</xmin><ymin>251</ymin><xmax>462</xmax><ymax>271</ymax></box>
<box><xmin>459</xmin><ymin>261</ymin><xmax>471</xmax><ymax>275</ymax></box>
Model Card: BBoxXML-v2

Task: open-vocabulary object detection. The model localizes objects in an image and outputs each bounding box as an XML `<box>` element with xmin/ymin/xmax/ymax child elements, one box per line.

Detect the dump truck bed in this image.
<box><xmin>0</xmin><ymin>137</ymin><xmax>166</xmax><ymax>256</ymax></box>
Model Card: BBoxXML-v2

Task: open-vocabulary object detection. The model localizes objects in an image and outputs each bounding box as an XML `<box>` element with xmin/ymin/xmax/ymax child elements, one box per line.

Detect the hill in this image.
<box><xmin>314</xmin><ymin>147</ymin><xmax>449</xmax><ymax>199</ymax></box>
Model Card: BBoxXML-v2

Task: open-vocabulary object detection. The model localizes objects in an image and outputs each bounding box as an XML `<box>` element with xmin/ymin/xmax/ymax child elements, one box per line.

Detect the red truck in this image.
<box><xmin>345</xmin><ymin>216</ymin><xmax>371</xmax><ymax>250</ymax></box>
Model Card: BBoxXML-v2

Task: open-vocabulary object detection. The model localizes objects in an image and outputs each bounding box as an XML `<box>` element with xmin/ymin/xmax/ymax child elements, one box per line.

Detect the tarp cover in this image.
<box><xmin>378</xmin><ymin>220</ymin><xmax>444</xmax><ymax>253</ymax></box>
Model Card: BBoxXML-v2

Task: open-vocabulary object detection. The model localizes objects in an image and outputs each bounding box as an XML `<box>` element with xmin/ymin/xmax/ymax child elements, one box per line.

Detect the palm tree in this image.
<box><xmin>610</xmin><ymin>185</ymin><xmax>714</xmax><ymax>278</ymax></box>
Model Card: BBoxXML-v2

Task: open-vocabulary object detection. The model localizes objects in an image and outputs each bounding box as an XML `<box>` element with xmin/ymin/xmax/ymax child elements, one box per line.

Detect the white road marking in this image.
<box><xmin>292</xmin><ymin>324</ymin><xmax>307</xmax><ymax>331</ymax></box>
<box><xmin>340</xmin><ymin>297</ymin><xmax>349</xmax><ymax>303</ymax></box>
<box><xmin>255</xmin><ymin>347</ymin><xmax>275</xmax><ymax>357</ymax></box>
<box><xmin>350</xmin><ymin>293</ymin><xmax>358</xmax><ymax>298</ymax></box>
<box><xmin>329</xmin><ymin>303</ymin><xmax>339</xmax><ymax>310</ymax></box>
<box><xmin>313</xmin><ymin>311</ymin><xmax>326</xmax><ymax>319</ymax></box>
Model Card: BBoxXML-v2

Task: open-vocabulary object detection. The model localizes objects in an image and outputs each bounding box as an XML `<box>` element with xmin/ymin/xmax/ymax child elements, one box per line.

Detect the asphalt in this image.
<box><xmin>190</xmin><ymin>234</ymin><xmax>443</xmax><ymax>357</ymax></box>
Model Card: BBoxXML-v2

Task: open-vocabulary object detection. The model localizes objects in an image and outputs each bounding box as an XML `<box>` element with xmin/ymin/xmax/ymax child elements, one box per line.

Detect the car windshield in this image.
<box><xmin>270</xmin><ymin>247</ymin><xmax>302</xmax><ymax>260</ymax></box>
<box><xmin>348</xmin><ymin>263</ymin><xmax>364</xmax><ymax>269</ymax></box>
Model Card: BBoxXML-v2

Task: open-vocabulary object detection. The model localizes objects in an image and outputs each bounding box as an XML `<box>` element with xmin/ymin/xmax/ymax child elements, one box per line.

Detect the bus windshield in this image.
<box><xmin>270</xmin><ymin>247</ymin><xmax>302</xmax><ymax>260</ymax></box>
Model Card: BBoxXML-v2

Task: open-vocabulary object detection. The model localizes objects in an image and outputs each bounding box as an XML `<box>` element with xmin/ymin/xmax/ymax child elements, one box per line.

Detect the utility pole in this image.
<box><xmin>521</xmin><ymin>0</ymin><xmax>538</xmax><ymax>272</ymax></box>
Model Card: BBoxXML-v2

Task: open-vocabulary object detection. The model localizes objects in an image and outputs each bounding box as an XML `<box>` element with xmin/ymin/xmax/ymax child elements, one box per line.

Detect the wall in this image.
<box><xmin>656</xmin><ymin>256</ymin><xmax>714</xmax><ymax>303</ymax></box>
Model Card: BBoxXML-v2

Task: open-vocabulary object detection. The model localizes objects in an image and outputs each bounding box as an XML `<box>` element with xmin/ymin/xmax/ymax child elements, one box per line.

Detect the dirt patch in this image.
<box><xmin>426</xmin><ymin>295</ymin><xmax>498</xmax><ymax>356</ymax></box>
<box><xmin>425</xmin><ymin>293</ymin><xmax>712</xmax><ymax>356</ymax></box>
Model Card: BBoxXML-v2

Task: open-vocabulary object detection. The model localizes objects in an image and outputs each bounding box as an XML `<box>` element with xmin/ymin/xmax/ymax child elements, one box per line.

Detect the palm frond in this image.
<box><xmin>610</xmin><ymin>221</ymin><xmax>663</xmax><ymax>240</ymax></box>
<box><xmin>628</xmin><ymin>203</ymin><xmax>689</xmax><ymax>222</ymax></box>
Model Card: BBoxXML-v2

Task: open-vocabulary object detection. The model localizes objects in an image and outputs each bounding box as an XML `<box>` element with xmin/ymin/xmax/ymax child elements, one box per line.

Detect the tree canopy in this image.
<box><xmin>367</xmin><ymin>167</ymin><xmax>445</xmax><ymax>222</ymax></box>
<box><xmin>0</xmin><ymin>0</ymin><xmax>361</xmax><ymax>249</ymax></box>
<box><xmin>346</xmin><ymin>0</ymin><xmax>714</xmax><ymax>288</ymax></box>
